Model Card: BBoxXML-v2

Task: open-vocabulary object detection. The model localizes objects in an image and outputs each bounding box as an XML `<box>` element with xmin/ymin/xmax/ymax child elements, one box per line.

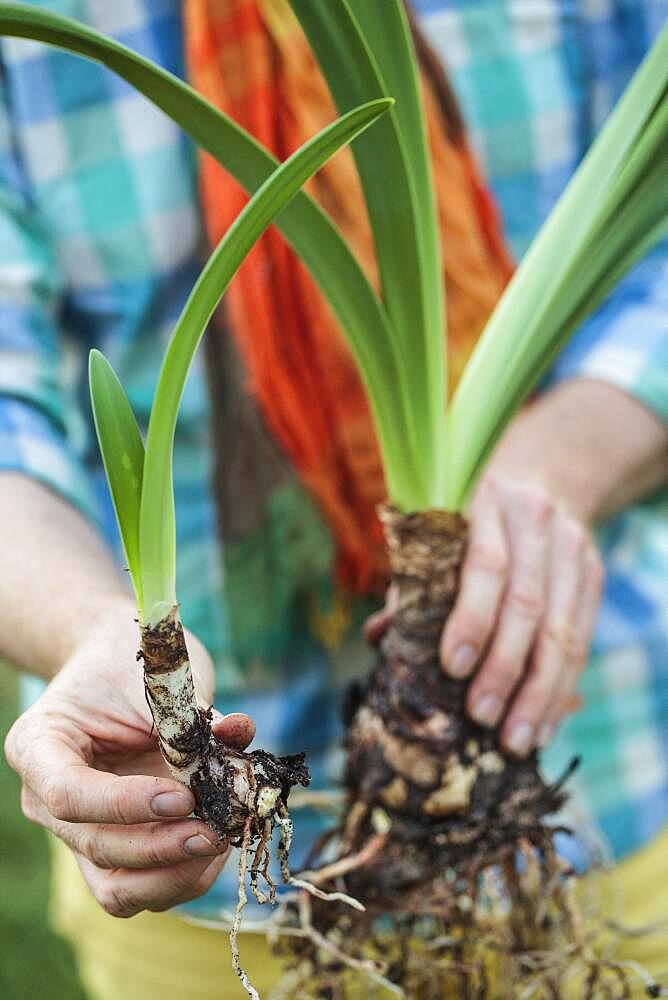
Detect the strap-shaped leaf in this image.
<box><xmin>446</xmin><ymin>25</ymin><xmax>668</xmax><ymax>508</ymax></box>
<box><xmin>138</xmin><ymin>99</ymin><xmax>393</xmax><ymax>623</ymax></box>
<box><xmin>89</xmin><ymin>349</ymin><xmax>145</xmax><ymax>609</ymax></box>
<box><xmin>350</xmin><ymin>0</ymin><xmax>447</xmax><ymax>498</ymax></box>
<box><xmin>289</xmin><ymin>0</ymin><xmax>444</xmax><ymax>506</ymax></box>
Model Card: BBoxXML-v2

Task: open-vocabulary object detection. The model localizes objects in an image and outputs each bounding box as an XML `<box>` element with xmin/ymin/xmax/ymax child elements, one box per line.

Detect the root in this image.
<box><xmin>297</xmin><ymin>832</ymin><xmax>386</xmax><ymax>886</ymax></box>
<box><xmin>179</xmin><ymin>503</ymin><xmax>664</xmax><ymax>999</ymax></box>
<box><xmin>137</xmin><ymin>607</ymin><xmax>310</xmax><ymax>997</ymax></box>
<box><xmin>296</xmin><ymin>893</ymin><xmax>405</xmax><ymax>997</ymax></box>
<box><xmin>271</xmin><ymin>833</ymin><xmax>667</xmax><ymax>1000</ymax></box>
<box><xmin>249</xmin><ymin>818</ymin><xmax>275</xmax><ymax>906</ymax></box>
<box><xmin>276</xmin><ymin>804</ymin><xmax>365</xmax><ymax>911</ymax></box>
<box><xmin>231</xmin><ymin>819</ymin><xmax>259</xmax><ymax>1000</ymax></box>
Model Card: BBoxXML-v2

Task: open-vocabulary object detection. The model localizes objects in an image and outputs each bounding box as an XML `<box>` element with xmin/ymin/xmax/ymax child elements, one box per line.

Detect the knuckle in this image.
<box><xmin>452</xmin><ymin>608</ymin><xmax>490</xmax><ymax>642</ymax></box>
<box><xmin>506</xmin><ymin>587</ymin><xmax>544</xmax><ymax>620</ymax></box>
<box><xmin>3</xmin><ymin>712</ymin><xmax>36</xmax><ymax>772</ymax></box>
<box><xmin>467</xmin><ymin>540</ymin><xmax>509</xmax><ymax>577</ymax></box>
<box><xmin>97</xmin><ymin>882</ymin><xmax>137</xmax><ymax>919</ymax></box>
<box><xmin>139</xmin><ymin>828</ymin><xmax>171</xmax><ymax>868</ymax></box>
<box><xmin>3</xmin><ymin>723</ymin><xmax>19</xmax><ymax>770</ymax></box>
<box><xmin>20</xmin><ymin>787</ymin><xmax>38</xmax><ymax>823</ymax></box>
<box><xmin>102</xmin><ymin>781</ymin><xmax>133</xmax><ymax>826</ymax></box>
<box><xmin>517</xmin><ymin>485</ymin><xmax>553</xmax><ymax>525</ymax></box>
<box><xmin>484</xmin><ymin>657</ymin><xmax>522</xmax><ymax>694</ymax></box>
<box><xmin>521</xmin><ymin>675</ymin><xmax>554</xmax><ymax>714</ymax></box>
<box><xmin>44</xmin><ymin>781</ymin><xmax>74</xmax><ymax>822</ymax></box>
<box><xmin>482</xmin><ymin>472</ymin><xmax>507</xmax><ymax>498</ymax></box>
<box><xmin>84</xmin><ymin>833</ymin><xmax>113</xmax><ymax>870</ymax></box>
<box><xmin>570</xmin><ymin>642</ymin><xmax>590</xmax><ymax>670</ymax></box>
<box><xmin>561</xmin><ymin>517</ymin><xmax>587</xmax><ymax>556</ymax></box>
<box><xmin>541</xmin><ymin>621</ymin><xmax>578</xmax><ymax>661</ymax></box>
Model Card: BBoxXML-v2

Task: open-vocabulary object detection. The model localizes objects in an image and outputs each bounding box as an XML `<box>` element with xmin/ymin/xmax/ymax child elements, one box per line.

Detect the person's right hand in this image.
<box><xmin>4</xmin><ymin>597</ymin><xmax>255</xmax><ymax>918</ymax></box>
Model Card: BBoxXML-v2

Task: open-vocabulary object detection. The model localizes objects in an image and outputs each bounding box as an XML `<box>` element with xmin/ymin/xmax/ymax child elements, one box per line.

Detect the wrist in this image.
<box><xmin>483</xmin><ymin>416</ymin><xmax>598</xmax><ymax>525</ymax></box>
<box><xmin>484</xmin><ymin>378</ymin><xmax>667</xmax><ymax>525</ymax></box>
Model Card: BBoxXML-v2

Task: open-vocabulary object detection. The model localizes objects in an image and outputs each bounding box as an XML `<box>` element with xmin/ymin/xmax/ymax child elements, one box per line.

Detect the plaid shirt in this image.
<box><xmin>1</xmin><ymin>0</ymin><xmax>667</xmax><ymax>913</ymax></box>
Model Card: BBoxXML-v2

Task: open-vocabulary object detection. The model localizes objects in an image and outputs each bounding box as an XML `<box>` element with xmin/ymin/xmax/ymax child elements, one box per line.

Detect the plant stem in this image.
<box><xmin>139</xmin><ymin>608</ymin><xmax>309</xmax><ymax>842</ymax></box>
<box><xmin>139</xmin><ymin>608</ymin><xmax>208</xmax><ymax>784</ymax></box>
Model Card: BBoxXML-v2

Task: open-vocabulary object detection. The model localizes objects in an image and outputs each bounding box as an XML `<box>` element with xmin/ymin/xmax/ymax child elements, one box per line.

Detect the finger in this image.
<box><xmin>501</xmin><ymin>514</ymin><xmax>586</xmax><ymax>756</ymax></box>
<box><xmin>364</xmin><ymin>584</ymin><xmax>399</xmax><ymax>647</ymax></box>
<box><xmin>21</xmin><ymin>788</ymin><xmax>227</xmax><ymax>868</ymax></box>
<box><xmin>7</xmin><ymin>716</ymin><xmax>194</xmax><ymax>824</ymax></box>
<box><xmin>76</xmin><ymin>850</ymin><xmax>229</xmax><ymax>918</ymax></box>
<box><xmin>535</xmin><ymin>692</ymin><xmax>583</xmax><ymax>749</ymax></box>
<box><xmin>538</xmin><ymin>545</ymin><xmax>603</xmax><ymax>746</ymax></box>
<box><xmin>467</xmin><ymin>488</ymin><xmax>551</xmax><ymax>729</ymax></box>
<box><xmin>210</xmin><ymin>711</ymin><xmax>255</xmax><ymax>750</ymax></box>
<box><xmin>364</xmin><ymin>607</ymin><xmax>393</xmax><ymax>647</ymax></box>
<box><xmin>441</xmin><ymin>481</ymin><xmax>508</xmax><ymax>679</ymax></box>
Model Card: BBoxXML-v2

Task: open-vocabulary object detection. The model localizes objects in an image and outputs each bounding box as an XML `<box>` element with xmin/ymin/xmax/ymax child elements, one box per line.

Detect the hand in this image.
<box><xmin>440</xmin><ymin>473</ymin><xmax>603</xmax><ymax>757</ymax></box>
<box><xmin>4</xmin><ymin>599</ymin><xmax>255</xmax><ymax>918</ymax></box>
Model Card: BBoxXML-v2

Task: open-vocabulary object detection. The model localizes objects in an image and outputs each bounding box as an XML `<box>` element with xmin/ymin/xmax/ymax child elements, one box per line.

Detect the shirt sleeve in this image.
<box><xmin>544</xmin><ymin>243</ymin><xmax>668</xmax><ymax>425</ymax></box>
<box><xmin>544</xmin><ymin>19</ymin><xmax>668</xmax><ymax>426</ymax></box>
<box><xmin>0</xmin><ymin>66</ymin><xmax>99</xmax><ymax>521</ymax></box>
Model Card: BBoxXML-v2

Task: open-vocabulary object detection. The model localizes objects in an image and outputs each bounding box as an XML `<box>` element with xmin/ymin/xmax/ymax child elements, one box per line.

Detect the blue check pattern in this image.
<box><xmin>1</xmin><ymin>1</ymin><xmax>667</xmax><ymax>915</ymax></box>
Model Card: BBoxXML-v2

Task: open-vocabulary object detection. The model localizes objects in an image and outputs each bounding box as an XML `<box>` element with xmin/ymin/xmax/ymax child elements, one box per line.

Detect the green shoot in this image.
<box><xmin>290</xmin><ymin>0</ymin><xmax>446</xmax><ymax>506</ymax></box>
<box><xmin>84</xmin><ymin>100</ymin><xmax>392</xmax><ymax>620</ymax></box>
<box><xmin>136</xmin><ymin>99</ymin><xmax>393</xmax><ymax>623</ymax></box>
<box><xmin>88</xmin><ymin>96</ymin><xmax>392</xmax><ymax>621</ymax></box>
<box><xmin>88</xmin><ymin>351</ymin><xmax>145</xmax><ymax>609</ymax></box>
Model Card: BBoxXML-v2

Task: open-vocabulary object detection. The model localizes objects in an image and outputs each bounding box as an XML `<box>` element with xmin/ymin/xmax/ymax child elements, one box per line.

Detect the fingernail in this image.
<box><xmin>471</xmin><ymin>693</ymin><xmax>501</xmax><ymax>728</ymax></box>
<box><xmin>448</xmin><ymin>644</ymin><xmax>477</xmax><ymax>679</ymax></box>
<box><xmin>184</xmin><ymin>834</ymin><xmax>219</xmax><ymax>857</ymax></box>
<box><xmin>507</xmin><ymin>722</ymin><xmax>535</xmax><ymax>758</ymax></box>
<box><xmin>151</xmin><ymin>791</ymin><xmax>193</xmax><ymax>817</ymax></box>
<box><xmin>538</xmin><ymin>721</ymin><xmax>555</xmax><ymax>748</ymax></box>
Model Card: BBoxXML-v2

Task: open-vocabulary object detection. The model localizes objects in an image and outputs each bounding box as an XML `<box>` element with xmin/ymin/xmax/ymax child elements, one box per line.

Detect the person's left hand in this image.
<box><xmin>367</xmin><ymin>468</ymin><xmax>603</xmax><ymax>759</ymax></box>
<box><xmin>439</xmin><ymin>471</ymin><xmax>603</xmax><ymax>757</ymax></box>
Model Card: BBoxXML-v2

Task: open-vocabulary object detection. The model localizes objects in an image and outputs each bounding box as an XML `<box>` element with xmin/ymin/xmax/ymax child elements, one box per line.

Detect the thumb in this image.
<box><xmin>210</xmin><ymin>710</ymin><xmax>256</xmax><ymax>750</ymax></box>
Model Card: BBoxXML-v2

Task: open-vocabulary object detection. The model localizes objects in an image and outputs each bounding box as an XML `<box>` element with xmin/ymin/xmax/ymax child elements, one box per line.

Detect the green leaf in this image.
<box><xmin>289</xmin><ymin>0</ymin><xmax>445</xmax><ymax>507</ymax></box>
<box><xmin>0</xmin><ymin>3</ymin><xmax>416</xmax><ymax>503</ymax></box>
<box><xmin>445</xmin><ymin>25</ymin><xmax>668</xmax><ymax>509</ymax></box>
<box><xmin>138</xmin><ymin>99</ymin><xmax>393</xmax><ymax>623</ymax></box>
<box><xmin>349</xmin><ymin>0</ymin><xmax>447</xmax><ymax>499</ymax></box>
<box><xmin>88</xmin><ymin>349</ymin><xmax>145</xmax><ymax>611</ymax></box>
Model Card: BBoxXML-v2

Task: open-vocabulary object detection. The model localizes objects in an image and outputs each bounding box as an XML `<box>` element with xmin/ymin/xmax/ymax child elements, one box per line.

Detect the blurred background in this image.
<box><xmin>0</xmin><ymin>662</ymin><xmax>87</xmax><ymax>1000</ymax></box>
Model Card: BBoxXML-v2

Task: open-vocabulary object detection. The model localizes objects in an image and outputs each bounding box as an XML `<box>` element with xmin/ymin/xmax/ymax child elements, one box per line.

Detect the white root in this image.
<box><xmin>297</xmin><ymin>832</ymin><xmax>386</xmax><ymax>886</ymax></box>
<box><xmin>249</xmin><ymin>819</ymin><xmax>276</xmax><ymax>906</ymax></box>
<box><xmin>297</xmin><ymin>893</ymin><xmax>405</xmax><ymax>997</ymax></box>
<box><xmin>286</xmin><ymin>876</ymin><xmax>365</xmax><ymax>911</ymax></box>
<box><xmin>231</xmin><ymin>819</ymin><xmax>260</xmax><ymax>1000</ymax></box>
<box><xmin>276</xmin><ymin>808</ymin><xmax>364</xmax><ymax>912</ymax></box>
<box><xmin>286</xmin><ymin>788</ymin><xmax>346</xmax><ymax>812</ymax></box>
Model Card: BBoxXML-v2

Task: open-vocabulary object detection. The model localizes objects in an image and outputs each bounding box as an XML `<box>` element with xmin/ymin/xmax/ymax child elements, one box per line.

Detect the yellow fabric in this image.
<box><xmin>50</xmin><ymin>829</ymin><xmax>668</xmax><ymax>1000</ymax></box>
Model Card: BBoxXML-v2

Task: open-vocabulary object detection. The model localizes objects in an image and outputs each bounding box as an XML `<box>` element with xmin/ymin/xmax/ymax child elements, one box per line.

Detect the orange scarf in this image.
<box><xmin>185</xmin><ymin>0</ymin><xmax>513</xmax><ymax>595</ymax></box>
